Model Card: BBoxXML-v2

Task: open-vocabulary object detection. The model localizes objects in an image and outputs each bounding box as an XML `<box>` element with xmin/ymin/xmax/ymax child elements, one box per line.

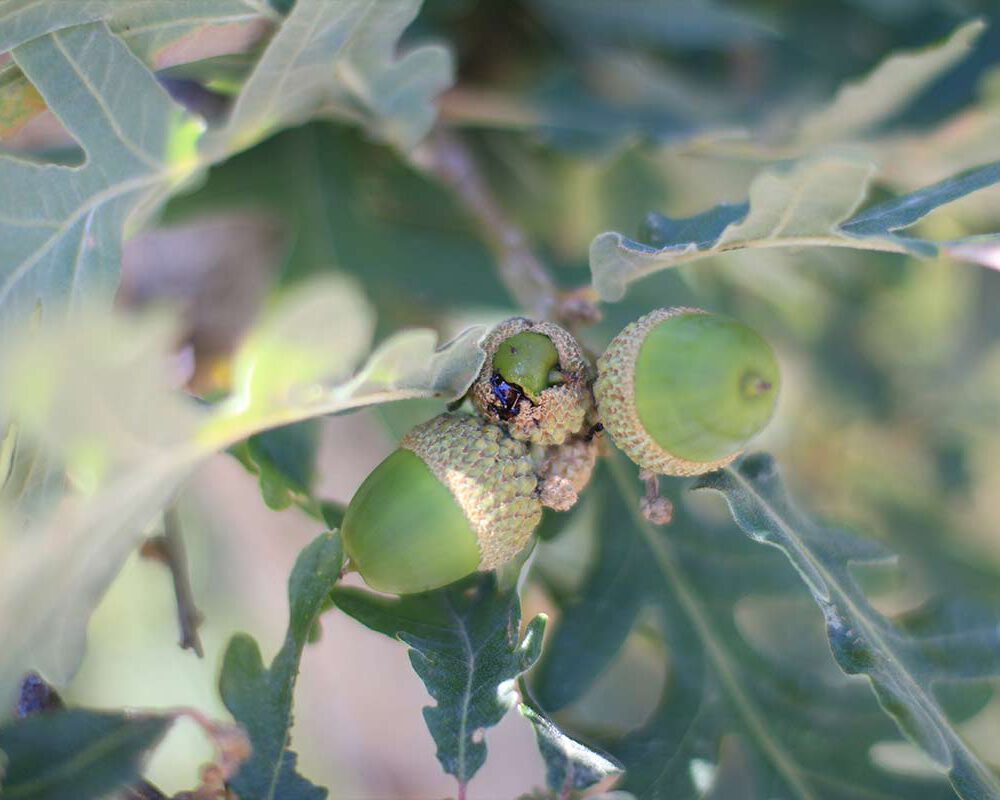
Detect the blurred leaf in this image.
<box><xmin>591</xmin><ymin>157</ymin><xmax>1000</xmax><ymax>301</ymax></box>
<box><xmin>519</xmin><ymin>688</ymin><xmax>622</xmax><ymax>795</ymax></box>
<box><xmin>220</xmin><ymin>531</ymin><xmax>342</xmax><ymax>800</ymax></box>
<box><xmin>0</xmin><ymin>1</ymin><xmax>273</xmax><ymax>60</ymax></box>
<box><xmin>0</xmin><ymin>709</ymin><xmax>170</xmax><ymax>800</ymax></box>
<box><xmin>206</xmin><ymin>0</ymin><xmax>451</xmax><ymax>153</ymax></box>
<box><xmin>534</xmin><ymin>456</ymin><xmax>970</xmax><ymax>799</ymax></box>
<box><xmin>164</xmin><ymin>123</ymin><xmax>504</xmax><ymax>307</ymax></box>
<box><xmin>331</xmin><ymin>574</ymin><xmax>546</xmax><ymax>786</ymax></box>
<box><xmin>695</xmin><ymin>454</ymin><xmax>1000</xmax><ymax>800</ymax></box>
<box><xmin>795</xmin><ymin>19</ymin><xmax>985</xmax><ymax>146</ymax></box>
<box><xmin>0</xmin><ymin>279</ymin><xmax>485</xmax><ymax>703</ymax></box>
<box><xmin>0</xmin><ymin>0</ymin><xmax>274</xmax><ymax>139</ymax></box>
<box><xmin>531</xmin><ymin>0</ymin><xmax>776</xmax><ymax>51</ymax></box>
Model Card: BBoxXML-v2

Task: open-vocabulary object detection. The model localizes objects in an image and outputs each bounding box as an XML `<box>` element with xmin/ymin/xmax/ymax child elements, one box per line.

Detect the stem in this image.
<box><xmin>143</xmin><ymin>505</ymin><xmax>205</xmax><ymax>658</ymax></box>
<box><xmin>411</xmin><ymin>129</ymin><xmax>600</xmax><ymax>325</ymax></box>
<box><xmin>457</xmin><ymin>780</ymin><xmax>468</xmax><ymax>800</ymax></box>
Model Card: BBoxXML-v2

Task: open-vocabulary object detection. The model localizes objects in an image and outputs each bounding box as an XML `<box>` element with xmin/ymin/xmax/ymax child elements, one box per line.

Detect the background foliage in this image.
<box><xmin>3</xmin><ymin>0</ymin><xmax>1000</xmax><ymax>798</ymax></box>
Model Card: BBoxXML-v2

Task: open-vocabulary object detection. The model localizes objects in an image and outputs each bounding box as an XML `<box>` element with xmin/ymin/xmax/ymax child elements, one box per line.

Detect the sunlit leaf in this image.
<box><xmin>0</xmin><ymin>279</ymin><xmax>485</xmax><ymax>704</ymax></box>
<box><xmin>591</xmin><ymin>158</ymin><xmax>1000</xmax><ymax>301</ymax></box>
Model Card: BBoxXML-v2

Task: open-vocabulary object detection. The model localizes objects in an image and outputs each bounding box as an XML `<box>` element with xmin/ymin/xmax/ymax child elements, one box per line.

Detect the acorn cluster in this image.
<box><xmin>342</xmin><ymin>307</ymin><xmax>780</xmax><ymax>595</ymax></box>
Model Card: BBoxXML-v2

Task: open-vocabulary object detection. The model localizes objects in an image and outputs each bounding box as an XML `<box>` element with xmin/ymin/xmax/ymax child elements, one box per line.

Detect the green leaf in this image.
<box><xmin>206</xmin><ymin>0</ymin><xmax>452</xmax><ymax>154</ymax></box>
<box><xmin>3</xmin><ymin>0</ymin><xmax>449</xmax><ymax>332</ymax></box>
<box><xmin>235</xmin><ymin>421</ymin><xmax>321</xmax><ymax>512</ymax></box>
<box><xmin>794</xmin><ymin>20</ymin><xmax>985</xmax><ymax>147</ymax></box>
<box><xmin>219</xmin><ymin>530</ymin><xmax>343</xmax><ymax>800</ymax></box>
<box><xmin>1</xmin><ymin>21</ymin><xmax>201</xmax><ymax>335</ymax></box>
<box><xmin>331</xmin><ymin>574</ymin><xmax>547</xmax><ymax>786</ymax></box>
<box><xmin>533</xmin><ymin>457</ymin><xmax>971</xmax><ymax>799</ymax></box>
<box><xmin>519</xmin><ymin>688</ymin><xmax>622</xmax><ymax>795</ymax></box>
<box><xmin>0</xmin><ymin>1</ymin><xmax>275</xmax><ymax>56</ymax></box>
<box><xmin>164</xmin><ymin>122</ymin><xmax>503</xmax><ymax>300</ymax></box>
<box><xmin>0</xmin><ymin>280</ymin><xmax>485</xmax><ymax>703</ymax></box>
<box><xmin>695</xmin><ymin>454</ymin><xmax>1000</xmax><ymax>800</ymax></box>
<box><xmin>531</xmin><ymin>0</ymin><xmax>775</xmax><ymax>51</ymax></box>
<box><xmin>591</xmin><ymin>158</ymin><xmax>1000</xmax><ymax>301</ymax></box>
<box><xmin>0</xmin><ymin>709</ymin><xmax>171</xmax><ymax>800</ymax></box>
<box><xmin>0</xmin><ymin>1</ymin><xmax>275</xmax><ymax>138</ymax></box>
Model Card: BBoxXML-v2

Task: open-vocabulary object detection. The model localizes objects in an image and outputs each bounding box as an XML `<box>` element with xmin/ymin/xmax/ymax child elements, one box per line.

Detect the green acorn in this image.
<box><xmin>594</xmin><ymin>308</ymin><xmax>780</xmax><ymax>476</ymax></box>
<box><xmin>341</xmin><ymin>413</ymin><xmax>542</xmax><ymax>594</ymax></box>
<box><xmin>469</xmin><ymin>318</ymin><xmax>593</xmax><ymax>445</ymax></box>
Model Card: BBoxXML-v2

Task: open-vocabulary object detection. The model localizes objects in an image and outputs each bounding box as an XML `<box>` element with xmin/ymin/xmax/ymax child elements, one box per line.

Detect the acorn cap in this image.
<box><xmin>594</xmin><ymin>308</ymin><xmax>780</xmax><ymax>476</ymax></box>
<box><xmin>341</xmin><ymin>413</ymin><xmax>541</xmax><ymax>594</ymax></box>
<box><xmin>470</xmin><ymin>318</ymin><xmax>594</xmax><ymax>445</ymax></box>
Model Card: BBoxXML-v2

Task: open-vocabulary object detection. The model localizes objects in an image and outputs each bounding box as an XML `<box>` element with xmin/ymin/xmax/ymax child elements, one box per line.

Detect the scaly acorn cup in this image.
<box><xmin>594</xmin><ymin>308</ymin><xmax>780</xmax><ymax>476</ymax></box>
<box><xmin>341</xmin><ymin>413</ymin><xmax>542</xmax><ymax>594</ymax></box>
<box><xmin>469</xmin><ymin>318</ymin><xmax>593</xmax><ymax>445</ymax></box>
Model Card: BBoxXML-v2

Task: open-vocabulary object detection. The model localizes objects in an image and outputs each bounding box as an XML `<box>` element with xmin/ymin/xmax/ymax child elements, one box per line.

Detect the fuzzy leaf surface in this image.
<box><xmin>220</xmin><ymin>531</ymin><xmax>342</xmax><ymax>800</ymax></box>
<box><xmin>331</xmin><ymin>575</ymin><xmax>546</xmax><ymax>785</ymax></box>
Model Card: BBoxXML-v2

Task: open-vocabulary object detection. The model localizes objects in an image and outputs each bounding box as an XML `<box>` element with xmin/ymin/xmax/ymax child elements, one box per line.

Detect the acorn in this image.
<box><xmin>594</xmin><ymin>308</ymin><xmax>780</xmax><ymax>476</ymax></box>
<box><xmin>469</xmin><ymin>318</ymin><xmax>593</xmax><ymax>445</ymax></box>
<box><xmin>341</xmin><ymin>413</ymin><xmax>542</xmax><ymax>594</ymax></box>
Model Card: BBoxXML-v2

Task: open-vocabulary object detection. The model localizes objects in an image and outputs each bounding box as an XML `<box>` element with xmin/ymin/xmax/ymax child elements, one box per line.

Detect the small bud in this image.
<box><xmin>536</xmin><ymin>435</ymin><xmax>599</xmax><ymax>511</ymax></box>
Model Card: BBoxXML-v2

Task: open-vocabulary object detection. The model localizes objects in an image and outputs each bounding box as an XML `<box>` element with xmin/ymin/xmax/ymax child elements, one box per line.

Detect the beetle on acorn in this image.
<box><xmin>341</xmin><ymin>308</ymin><xmax>780</xmax><ymax>595</ymax></box>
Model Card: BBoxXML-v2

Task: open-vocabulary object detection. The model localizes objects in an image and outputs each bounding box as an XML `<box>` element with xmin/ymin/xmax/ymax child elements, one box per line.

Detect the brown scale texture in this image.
<box><xmin>594</xmin><ymin>307</ymin><xmax>739</xmax><ymax>477</ymax></box>
<box><xmin>401</xmin><ymin>413</ymin><xmax>542</xmax><ymax>570</ymax></box>
<box><xmin>537</xmin><ymin>435</ymin><xmax>599</xmax><ymax>511</ymax></box>
<box><xmin>470</xmin><ymin>318</ymin><xmax>594</xmax><ymax>445</ymax></box>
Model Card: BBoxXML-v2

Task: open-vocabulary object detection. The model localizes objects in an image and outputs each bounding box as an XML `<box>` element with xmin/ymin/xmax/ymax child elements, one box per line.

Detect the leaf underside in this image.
<box><xmin>591</xmin><ymin>157</ymin><xmax>1000</xmax><ymax>301</ymax></box>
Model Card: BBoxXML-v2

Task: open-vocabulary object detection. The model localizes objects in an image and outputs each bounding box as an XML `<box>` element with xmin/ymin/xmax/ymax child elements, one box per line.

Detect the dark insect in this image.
<box><xmin>16</xmin><ymin>671</ymin><xmax>64</xmax><ymax>717</ymax></box>
<box><xmin>490</xmin><ymin>373</ymin><xmax>527</xmax><ymax>421</ymax></box>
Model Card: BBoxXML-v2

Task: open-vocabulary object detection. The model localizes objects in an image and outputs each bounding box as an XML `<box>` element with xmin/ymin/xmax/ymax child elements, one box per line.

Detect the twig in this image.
<box><xmin>411</xmin><ymin>129</ymin><xmax>601</xmax><ymax>326</ymax></box>
<box><xmin>141</xmin><ymin>505</ymin><xmax>205</xmax><ymax>657</ymax></box>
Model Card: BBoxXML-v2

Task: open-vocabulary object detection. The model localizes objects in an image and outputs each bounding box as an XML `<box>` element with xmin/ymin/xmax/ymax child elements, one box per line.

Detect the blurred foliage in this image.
<box><xmin>0</xmin><ymin>709</ymin><xmax>171</xmax><ymax>800</ymax></box>
<box><xmin>3</xmin><ymin>0</ymin><xmax>1000</xmax><ymax>798</ymax></box>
